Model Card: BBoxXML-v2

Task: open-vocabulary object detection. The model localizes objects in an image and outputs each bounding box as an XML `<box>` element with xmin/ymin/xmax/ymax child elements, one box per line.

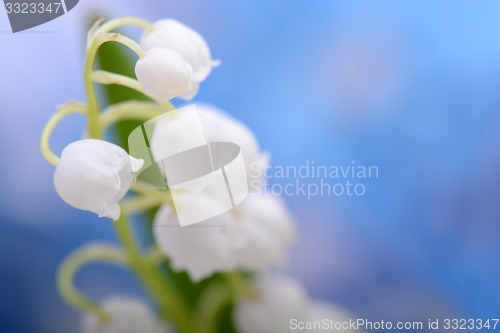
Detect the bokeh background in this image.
<box><xmin>2</xmin><ymin>0</ymin><xmax>500</xmax><ymax>332</ymax></box>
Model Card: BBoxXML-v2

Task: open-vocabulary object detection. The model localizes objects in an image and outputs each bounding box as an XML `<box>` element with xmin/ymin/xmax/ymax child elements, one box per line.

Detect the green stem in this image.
<box><xmin>40</xmin><ymin>101</ymin><xmax>87</xmax><ymax>166</ymax></box>
<box><xmin>193</xmin><ymin>282</ymin><xmax>232</xmax><ymax>333</ymax></box>
<box><xmin>145</xmin><ymin>246</ymin><xmax>166</xmax><ymax>266</ymax></box>
<box><xmin>99</xmin><ymin>100</ymin><xmax>172</xmax><ymax>130</ymax></box>
<box><xmin>90</xmin><ymin>17</ymin><xmax>154</xmax><ymax>42</ymax></box>
<box><xmin>67</xmin><ymin>19</ymin><xmax>197</xmax><ymax>333</ymax></box>
<box><xmin>131</xmin><ymin>182</ymin><xmax>175</xmax><ymax>208</ymax></box>
<box><xmin>114</xmin><ymin>207</ymin><xmax>193</xmax><ymax>333</ymax></box>
<box><xmin>84</xmin><ymin>32</ymin><xmax>146</xmax><ymax>139</ymax></box>
<box><xmin>121</xmin><ymin>195</ymin><xmax>162</xmax><ymax>215</ymax></box>
<box><xmin>57</xmin><ymin>243</ymin><xmax>128</xmax><ymax>323</ymax></box>
<box><xmin>90</xmin><ymin>70</ymin><xmax>147</xmax><ymax>95</ymax></box>
<box><xmin>224</xmin><ymin>272</ymin><xmax>257</xmax><ymax>299</ymax></box>
<box><xmin>96</xmin><ymin>32</ymin><xmax>146</xmax><ymax>58</ymax></box>
<box><xmin>84</xmin><ymin>36</ymin><xmax>103</xmax><ymax>139</ymax></box>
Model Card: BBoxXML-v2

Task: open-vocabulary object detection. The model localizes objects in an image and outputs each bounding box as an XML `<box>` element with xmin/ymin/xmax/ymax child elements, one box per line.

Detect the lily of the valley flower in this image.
<box><xmin>153</xmin><ymin>194</ymin><xmax>237</xmax><ymax>281</ymax></box>
<box><xmin>234</xmin><ymin>274</ymin><xmax>308</xmax><ymax>333</ymax></box>
<box><xmin>54</xmin><ymin>139</ymin><xmax>143</xmax><ymax>220</ymax></box>
<box><xmin>234</xmin><ymin>275</ymin><xmax>359</xmax><ymax>333</ymax></box>
<box><xmin>153</xmin><ymin>194</ymin><xmax>295</xmax><ymax>281</ymax></box>
<box><xmin>82</xmin><ymin>296</ymin><xmax>167</xmax><ymax>333</ymax></box>
<box><xmin>150</xmin><ymin>103</ymin><xmax>269</xmax><ymax>190</ymax></box>
<box><xmin>140</xmin><ymin>19</ymin><xmax>220</xmax><ymax>84</ymax></box>
<box><xmin>232</xmin><ymin>195</ymin><xmax>295</xmax><ymax>271</ymax></box>
<box><xmin>135</xmin><ymin>47</ymin><xmax>195</xmax><ymax>101</ymax></box>
<box><xmin>197</xmin><ymin>104</ymin><xmax>269</xmax><ymax>191</ymax></box>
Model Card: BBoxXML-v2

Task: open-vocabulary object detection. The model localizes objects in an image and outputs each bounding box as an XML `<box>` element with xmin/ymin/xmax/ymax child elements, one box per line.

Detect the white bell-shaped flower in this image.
<box><xmin>135</xmin><ymin>47</ymin><xmax>195</xmax><ymax>101</ymax></box>
<box><xmin>140</xmin><ymin>19</ymin><xmax>220</xmax><ymax>83</ymax></box>
<box><xmin>82</xmin><ymin>296</ymin><xmax>167</xmax><ymax>333</ymax></box>
<box><xmin>197</xmin><ymin>104</ymin><xmax>269</xmax><ymax>191</ymax></box>
<box><xmin>153</xmin><ymin>196</ymin><xmax>237</xmax><ymax>282</ymax></box>
<box><xmin>150</xmin><ymin>105</ymin><xmax>208</xmax><ymax>161</ymax></box>
<box><xmin>153</xmin><ymin>194</ymin><xmax>295</xmax><ymax>281</ymax></box>
<box><xmin>233</xmin><ymin>195</ymin><xmax>295</xmax><ymax>271</ymax></box>
<box><xmin>150</xmin><ymin>104</ymin><xmax>268</xmax><ymax>191</ymax></box>
<box><xmin>54</xmin><ymin>139</ymin><xmax>143</xmax><ymax>220</ymax></box>
<box><xmin>306</xmin><ymin>300</ymin><xmax>359</xmax><ymax>332</ymax></box>
<box><xmin>234</xmin><ymin>274</ymin><xmax>308</xmax><ymax>333</ymax></box>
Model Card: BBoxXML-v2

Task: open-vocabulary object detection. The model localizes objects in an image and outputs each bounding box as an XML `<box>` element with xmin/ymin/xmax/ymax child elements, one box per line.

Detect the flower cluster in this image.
<box><xmin>41</xmin><ymin>16</ymin><xmax>357</xmax><ymax>333</ymax></box>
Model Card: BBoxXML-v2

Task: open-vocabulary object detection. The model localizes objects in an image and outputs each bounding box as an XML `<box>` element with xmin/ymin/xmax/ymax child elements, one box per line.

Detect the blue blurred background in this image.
<box><xmin>2</xmin><ymin>0</ymin><xmax>500</xmax><ymax>332</ymax></box>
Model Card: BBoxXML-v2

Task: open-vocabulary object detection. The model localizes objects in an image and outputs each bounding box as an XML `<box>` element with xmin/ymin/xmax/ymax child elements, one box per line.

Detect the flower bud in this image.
<box><xmin>141</xmin><ymin>19</ymin><xmax>220</xmax><ymax>83</ymax></box>
<box><xmin>135</xmin><ymin>47</ymin><xmax>194</xmax><ymax>101</ymax></box>
<box><xmin>82</xmin><ymin>296</ymin><xmax>167</xmax><ymax>333</ymax></box>
<box><xmin>53</xmin><ymin>139</ymin><xmax>143</xmax><ymax>220</ymax></box>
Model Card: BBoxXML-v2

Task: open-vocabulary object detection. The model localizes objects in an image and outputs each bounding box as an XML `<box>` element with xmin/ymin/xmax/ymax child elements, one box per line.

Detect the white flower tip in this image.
<box><xmin>178</xmin><ymin>81</ymin><xmax>199</xmax><ymax>101</ymax></box>
<box><xmin>130</xmin><ymin>156</ymin><xmax>144</xmax><ymax>172</ymax></box>
<box><xmin>211</xmin><ymin>59</ymin><xmax>222</xmax><ymax>68</ymax></box>
<box><xmin>99</xmin><ymin>202</ymin><xmax>121</xmax><ymax>220</ymax></box>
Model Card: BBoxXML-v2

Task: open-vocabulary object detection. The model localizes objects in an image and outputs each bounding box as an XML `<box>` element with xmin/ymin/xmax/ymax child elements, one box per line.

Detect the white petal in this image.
<box><xmin>99</xmin><ymin>201</ymin><xmax>121</xmax><ymax>220</ymax></box>
<box><xmin>129</xmin><ymin>156</ymin><xmax>144</xmax><ymax>173</ymax></box>
<box><xmin>247</xmin><ymin>152</ymin><xmax>270</xmax><ymax>193</ymax></box>
<box><xmin>197</xmin><ymin>103</ymin><xmax>268</xmax><ymax>189</ymax></box>
<box><xmin>141</xmin><ymin>19</ymin><xmax>218</xmax><ymax>83</ymax></box>
<box><xmin>153</xmin><ymin>203</ymin><xmax>236</xmax><ymax>281</ymax></box>
<box><xmin>235</xmin><ymin>274</ymin><xmax>308</xmax><ymax>333</ymax></box>
<box><xmin>151</xmin><ymin>103</ymin><xmax>267</xmax><ymax>190</ymax></box>
<box><xmin>177</xmin><ymin>81</ymin><xmax>199</xmax><ymax>101</ymax></box>
<box><xmin>135</xmin><ymin>48</ymin><xmax>193</xmax><ymax>101</ymax></box>
<box><xmin>235</xmin><ymin>195</ymin><xmax>295</xmax><ymax>270</ymax></box>
<box><xmin>53</xmin><ymin>139</ymin><xmax>133</xmax><ymax>220</ymax></box>
<box><xmin>150</xmin><ymin>106</ymin><xmax>207</xmax><ymax>161</ymax></box>
<box><xmin>82</xmin><ymin>296</ymin><xmax>167</xmax><ymax>333</ymax></box>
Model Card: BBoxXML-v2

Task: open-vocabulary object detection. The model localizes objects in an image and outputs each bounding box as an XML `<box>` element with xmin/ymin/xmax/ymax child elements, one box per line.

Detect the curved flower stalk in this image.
<box><xmin>57</xmin><ymin>242</ymin><xmax>128</xmax><ymax>323</ymax></box>
<box><xmin>39</xmin><ymin>15</ymin><xmax>355</xmax><ymax>333</ymax></box>
<box><xmin>40</xmin><ymin>16</ymin><xmax>200</xmax><ymax>333</ymax></box>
